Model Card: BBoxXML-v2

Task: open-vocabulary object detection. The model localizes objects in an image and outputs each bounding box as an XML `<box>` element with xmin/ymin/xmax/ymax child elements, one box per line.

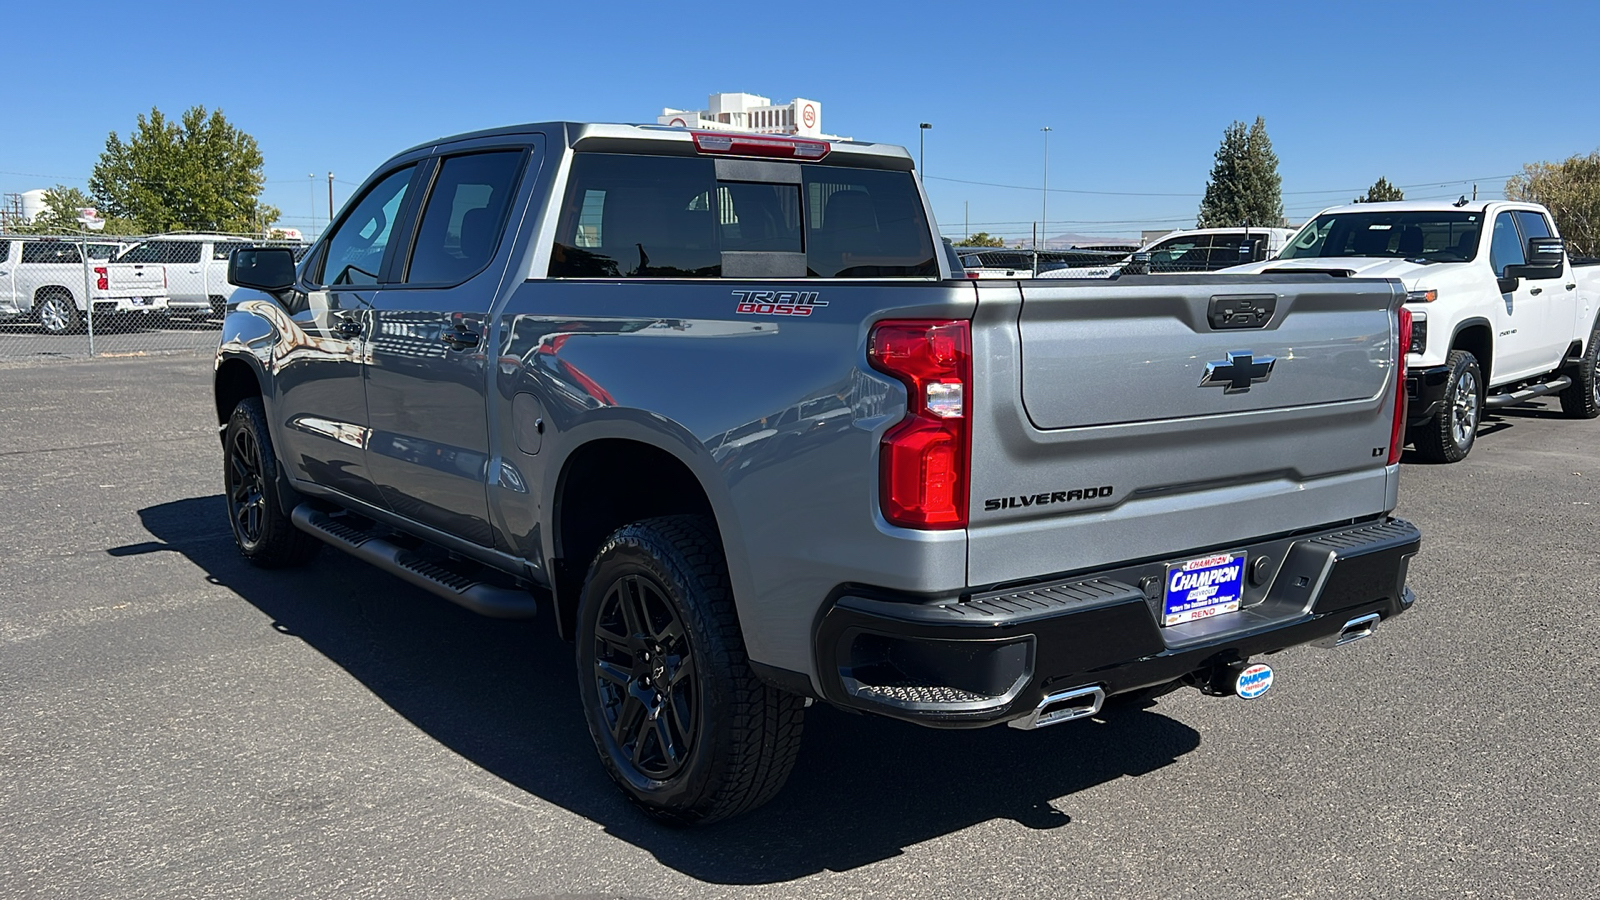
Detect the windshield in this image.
<box><xmin>1280</xmin><ymin>211</ymin><xmax>1482</xmax><ymax>262</ymax></box>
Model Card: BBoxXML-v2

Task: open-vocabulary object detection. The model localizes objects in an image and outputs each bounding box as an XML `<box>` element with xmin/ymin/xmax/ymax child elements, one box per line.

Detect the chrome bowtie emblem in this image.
<box><xmin>1201</xmin><ymin>351</ymin><xmax>1276</xmax><ymax>394</ymax></box>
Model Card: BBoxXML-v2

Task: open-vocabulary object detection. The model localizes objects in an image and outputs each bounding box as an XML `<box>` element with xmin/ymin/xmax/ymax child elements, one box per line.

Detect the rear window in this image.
<box><xmin>548</xmin><ymin>153</ymin><xmax>935</xmax><ymax>279</ymax></box>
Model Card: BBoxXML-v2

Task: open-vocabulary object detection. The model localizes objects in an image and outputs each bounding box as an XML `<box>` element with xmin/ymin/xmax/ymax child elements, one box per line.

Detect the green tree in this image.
<box><xmin>1197</xmin><ymin>117</ymin><xmax>1284</xmax><ymax>228</ymax></box>
<box><xmin>90</xmin><ymin>105</ymin><xmax>276</xmax><ymax>233</ymax></box>
<box><xmin>1506</xmin><ymin>150</ymin><xmax>1600</xmax><ymax>257</ymax></box>
<box><xmin>1354</xmin><ymin>177</ymin><xmax>1404</xmax><ymax>203</ymax></box>
<box><xmin>959</xmin><ymin>232</ymin><xmax>1006</xmax><ymax>247</ymax></box>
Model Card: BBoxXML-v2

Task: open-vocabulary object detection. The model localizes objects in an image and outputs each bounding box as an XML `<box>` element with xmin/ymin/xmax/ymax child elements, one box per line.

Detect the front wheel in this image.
<box><xmin>575</xmin><ymin>515</ymin><xmax>804</xmax><ymax>825</ymax></box>
<box><xmin>1559</xmin><ymin>327</ymin><xmax>1600</xmax><ymax>419</ymax></box>
<box><xmin>222</xmin><ymin>397</ymin><xmax>321</xmax><ymax>568</ymax></box>
<box><xmin>1412</xmin><ymin>349</ymin><xmax>1482</xmax><ymax>463</ymax></box>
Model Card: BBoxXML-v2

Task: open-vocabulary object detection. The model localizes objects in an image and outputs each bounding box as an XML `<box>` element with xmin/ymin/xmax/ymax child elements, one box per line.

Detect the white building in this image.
<box><xmin>658</xmin><ymin>92</ymin><xmax>845</xmax><ymax>140</ymax></box>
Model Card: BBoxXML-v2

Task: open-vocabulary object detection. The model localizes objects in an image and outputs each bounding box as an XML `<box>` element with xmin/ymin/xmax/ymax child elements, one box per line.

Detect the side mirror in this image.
<box><xmin>1123</xmin><ymin>251</ymin><xmax>1150</xmax><ymax>276</ymax></box>
<box><xmin>1526</xmin><ymin>236</ymin><xmax>1565</xmax><ymax>268</ymax></box>
<box><xmin>1497</xmin><ymin>274</ymin><xmax>1520</xmax><ymax>294</ymax></box>
<box><xmin>228</xmin><ymin>247</ymin><xmax>297</xmax><ymax>293</ymax></box>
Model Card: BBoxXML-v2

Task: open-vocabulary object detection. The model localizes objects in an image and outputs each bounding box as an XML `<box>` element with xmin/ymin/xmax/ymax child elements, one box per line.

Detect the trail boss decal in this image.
<box><xmin>984</xmin><ymin>485</ymin><xmax>1113</xmax><ymax>512</ymax></box>
<box><xmin>733</xmin><ymin>291</ymin><xmax>827</xmax><ymax>317</ymax></box>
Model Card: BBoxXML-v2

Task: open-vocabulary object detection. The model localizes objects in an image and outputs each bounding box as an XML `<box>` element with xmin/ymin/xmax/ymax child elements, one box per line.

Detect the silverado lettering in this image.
<box><xmin>983</xmin><ymin>485</ymin><xmax>1114</xmax><ymax>512</ymax></box>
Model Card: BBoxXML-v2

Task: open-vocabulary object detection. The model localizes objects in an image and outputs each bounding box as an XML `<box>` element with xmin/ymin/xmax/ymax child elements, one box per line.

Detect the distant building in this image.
<box><xmin>658</xmin><ymin>92</ymin><xmax>846</xmax><ymax>140</ymax></box>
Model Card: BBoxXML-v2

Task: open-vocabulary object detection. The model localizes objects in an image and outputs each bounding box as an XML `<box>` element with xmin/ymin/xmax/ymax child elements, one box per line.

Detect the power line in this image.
<box><xmin>925</xmin><ymin>172</ymin><xmax>1523</xmax><ymax>198</ymax></box>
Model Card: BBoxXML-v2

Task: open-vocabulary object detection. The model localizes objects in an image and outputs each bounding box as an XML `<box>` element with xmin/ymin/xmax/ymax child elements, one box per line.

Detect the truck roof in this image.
<box><xmin>393</xmin><ymin>121</ymin><xmax>914</xmax><ymax>167</ymax></box>
<box><xmin>1312</xmin><ymin>199</ymin><xmax>1543</xmax><ymax>217</ymax></box>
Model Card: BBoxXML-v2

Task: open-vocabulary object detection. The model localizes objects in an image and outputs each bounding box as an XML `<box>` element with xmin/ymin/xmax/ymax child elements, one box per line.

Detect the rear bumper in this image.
<box><xmin>94</xmin><ymin>296</ymin><xmax>170</xmax><ymax>313</ymax></box>
<box><xmin>1406</xmin><ymin>364</ymin><xmax>1452</xmax><ymax>426</ymax></box>
<box><xmin>813</xmin><ymin>517</ymin><xmax>1420</xmax><ymax>728</ymax></box>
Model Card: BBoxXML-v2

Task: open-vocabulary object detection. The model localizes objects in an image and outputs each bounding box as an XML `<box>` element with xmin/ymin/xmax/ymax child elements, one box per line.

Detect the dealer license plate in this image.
<box><xmin>1162</xmin><ymin>552</ymin><xmax>1246</xmax><ymax>626</ymax></box>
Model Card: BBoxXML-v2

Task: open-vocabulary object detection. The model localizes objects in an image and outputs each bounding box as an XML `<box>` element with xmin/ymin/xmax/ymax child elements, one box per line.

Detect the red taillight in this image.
<box><xmin>93</xmin><ymin>266</ymin><xmax>108</xmax><ymax>291</ymax></box>
<box><xmin>869</xmin><ymin>320</ymin><xmax>971</xmax><ymax>529</ymax></box>
<box><xmin>691</xmin><ymin>131</ymin><xmax>830</xmax><ymax>160</ymax></box>
<box><xmin>1388</xmin><ymin>306</ymin><xmax>1411</xmax><ymax>465</ymax></box>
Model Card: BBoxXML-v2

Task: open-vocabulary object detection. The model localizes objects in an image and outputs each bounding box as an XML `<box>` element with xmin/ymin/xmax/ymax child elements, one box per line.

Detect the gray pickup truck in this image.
<box><xmin>214</xmin><ymin>123</ymin><xmax>1421</xmax><ymax>824</ymax></box>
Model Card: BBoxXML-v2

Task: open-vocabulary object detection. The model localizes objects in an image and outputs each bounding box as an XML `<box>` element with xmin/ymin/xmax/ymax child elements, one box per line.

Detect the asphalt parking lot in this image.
<box><xmin>2</xmin><ymin>354</ymin><xmax>1597</xmax><ymax>899</ymax></box>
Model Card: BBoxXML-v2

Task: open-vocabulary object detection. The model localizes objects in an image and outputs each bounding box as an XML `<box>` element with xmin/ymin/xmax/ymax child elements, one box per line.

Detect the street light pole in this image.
<box><xmin>308</xmin><ymin>173</ymin><xmax>317</xmax><ymax>236</ymax></box>
<box><xmin>918</xmin><ymin>122</ymin><xmax>932</xmax><ymax>176</ymax></box>
<box><xmin>1040</xmin><ymin>126</ymin><xmax>1052</xmax><ymax>251</ymax></box>
<box><xmin>327</xmin><ymin>172</ymin><xmax>335</xmax><ymax>222</ymax></box>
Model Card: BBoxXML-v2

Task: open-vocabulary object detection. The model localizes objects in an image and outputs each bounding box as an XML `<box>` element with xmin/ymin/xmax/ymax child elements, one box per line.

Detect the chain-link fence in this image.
<box><xmin>949</xmin><ymin>229</ymin><xmax>1289</xmax><ymax>278</ymax></box>
<box><xmin>0</xmin><ymin>232</ymin><xmax>307</xmax><ymax>361</ymax></box>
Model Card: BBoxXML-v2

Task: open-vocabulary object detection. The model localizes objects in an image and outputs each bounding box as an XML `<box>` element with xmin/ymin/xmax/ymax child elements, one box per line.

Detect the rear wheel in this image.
<box><xmin>35</xmin><ymin>290</ymin><xmax>81</xmax><ymax>335</ymax></box>
<box><xmin>1559</xmin><ymin>327</ymin><xmax>1600</xmax><ymax>419</ymax></box>
<box><xmin>575</xmin><ymin>515</ymin><xmax>804</xmax><ymax>825</ymax></box>
<box><xmin>223</xmin><ymin>397</ymin><xmax>321</xmax><ymax>568</ymax></box>
<box><xmin>1413</xmin><ymin>349</ymin><xmax>1481</xmax><ymax>463</ymax></box>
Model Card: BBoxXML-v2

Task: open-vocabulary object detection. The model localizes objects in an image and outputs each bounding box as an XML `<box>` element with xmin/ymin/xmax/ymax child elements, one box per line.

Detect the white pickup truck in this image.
<box><xmin>0</xmin><ymin>238</ymin><xmax>170</xmax><ymax>334</ymax></box>
<box><xmin>1040</xmin><ymin>227</ymin><xmax>1297</xmax><ymax>279</ymax></box>
<box><xmin>1228</xmin><ymin>201</ymin><xmax>1600</xmax><ymax>461</ymax></box>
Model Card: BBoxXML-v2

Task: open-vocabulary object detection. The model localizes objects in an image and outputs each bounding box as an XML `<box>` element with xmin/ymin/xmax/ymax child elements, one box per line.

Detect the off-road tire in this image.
<box><xmin>1558</xmin><ymin>326</ymin><xmax>1600</xmax><ymax>419</ymax></box>
<box><xmin>1413</xmin><ymin>349</ymin><xmax>1482</xmax><ymax>463</ymax></box>
<box><xmin>222</xmin><ymin>397</ymin><xmax>321</xmax><ymax>568</ymax></box>
<box><xmin>34</xmin><ymin>289</ymin><xmax>82</xmax><ymax>335</ymax></box>
<box><xmin>575</xmin><ymin>515</ymin><xmax>805</xmax><ymax>825</ymax></box>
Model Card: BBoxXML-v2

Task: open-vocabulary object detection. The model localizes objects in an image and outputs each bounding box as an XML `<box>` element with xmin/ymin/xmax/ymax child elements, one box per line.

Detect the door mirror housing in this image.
<box><xmin>228</xmin><ymin>247</ymin><xmax>297</xmax><ymax>292</ymax></box>
<box><xmin>1496</xmin><ymin>274</ymin><xmax>1520</xmax><ymax>294</ymax></box>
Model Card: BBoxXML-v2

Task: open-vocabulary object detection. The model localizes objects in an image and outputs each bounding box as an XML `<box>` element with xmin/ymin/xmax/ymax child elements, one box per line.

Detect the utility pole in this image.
<box><xmin>1040</xmin><ymin>126</ymin><xmax>1052</xmax><ymax>251</ymax></box>
<box><xmin>918</xmin><ymin>123</ymin><xmax>931</xmax><ymax>177</ymax></box>
<box><xmin>308</xmin><ymin>174</ymin><xmax>317</xmax><ymax>236</ymax></box>
<box><xmin>328</xmin><ymin>172</ymin><xmax>335</xmax><ymax>221</ymax></box>
<box><xmin>964</xmin><ymin>200</ymin><xmax>969</xmax><ymax>242</ymax></box>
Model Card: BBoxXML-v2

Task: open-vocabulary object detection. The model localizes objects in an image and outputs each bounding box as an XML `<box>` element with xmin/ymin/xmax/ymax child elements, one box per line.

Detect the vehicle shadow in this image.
<box><xmin>118</xmin><ymin>495</ymin><xmax>1204</xmax><ymax>884</ymax></box>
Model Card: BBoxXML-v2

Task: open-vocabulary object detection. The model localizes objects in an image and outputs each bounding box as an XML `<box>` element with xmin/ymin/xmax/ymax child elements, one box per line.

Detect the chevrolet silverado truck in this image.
<box><xmin>214</xmin><ymin>123</ymin><xmax>1421</xmax><ymax>824</ymax></box>
<box><xmin>0</xmin><ymin>238</ymin><xmax>169</xmax><ymax>333</ymax></box>
<box><xmin>1228</xmin><ymin>201</ymin><xmax>1600</xmax><ymax>462</ymax></box>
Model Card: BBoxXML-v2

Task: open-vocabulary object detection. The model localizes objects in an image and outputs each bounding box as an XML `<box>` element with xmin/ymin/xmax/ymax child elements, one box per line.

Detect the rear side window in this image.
<box><xmin>405</xmin><ymin>150</ymin><xmax>525</xmax><ymax>285</ymax></box>
<box><xmin>549</xmin><ymin>152</ymin><xmax>936</xmax><ymax>279</ymax></box>
<box><xmin>213</xmin><ymin>242</ymin><xmax>248</xmax><ymax>261</ymax></box>
<box><xmin>117</xmin><ymin>241</ymin><xmax>201</xmax><ymax>264</ymax></box>
<box><xmin>21</xmin><ymin>242</ymin><xmax>81</xmax><ymax>264</ymax></box>
<box><xmin>0</xmin><ymin>242</ymin><xmax>9</xmax><ymax>263</ymax></box>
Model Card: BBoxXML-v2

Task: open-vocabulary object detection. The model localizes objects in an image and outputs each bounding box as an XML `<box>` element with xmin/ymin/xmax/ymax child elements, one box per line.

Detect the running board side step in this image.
<box><xmin>290</xmin><ymin>505</ymin><xmax>539</xmax><ymax>619</ymax></box>
<box><xmin>1485</xmin><ymin>375</ymin><xmax>1572</xmax><ymax>409</ymax></box>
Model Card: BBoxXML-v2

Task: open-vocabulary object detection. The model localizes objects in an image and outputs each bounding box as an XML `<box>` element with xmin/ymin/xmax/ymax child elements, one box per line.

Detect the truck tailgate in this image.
<box><xmin>106</xmin><ymin>263</ymin><xmax>165</xmax><ymax>295</ymax></box>
<box><xmin>967</xmin><ymin>275</ymin><xmax>1403</xmax><ymax>586</ymax></box>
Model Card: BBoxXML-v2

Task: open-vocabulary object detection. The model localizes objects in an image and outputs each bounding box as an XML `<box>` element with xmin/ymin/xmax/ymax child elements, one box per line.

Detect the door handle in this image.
<box><xmin>1567</xmin><ymin>284</ymin><xmax>1578</xmax><ymax>291</ymax></box>
<box><xmin>441</xmin><ymin>329</ymin><xmax>480</xmax><ymax>350</ymax></box>
<box><xmin>334</xmin><ymin>316</ymin><xmax>362</xmax><ymax>337</ymax></box>
<box><xmin>1529</xmin><ymin>287</ymin><xmax>1542</xmax><ymax>295</ymax></box>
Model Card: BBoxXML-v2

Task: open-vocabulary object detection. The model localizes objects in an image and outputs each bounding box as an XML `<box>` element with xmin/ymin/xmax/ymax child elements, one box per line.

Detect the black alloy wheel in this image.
<box><xmin>592</xmin><ymin>573</ymin><xmax>698</xmax><ymax>781</ymax></box>
<box><xmin>575</xmin><ymin>515</ymin><xmax>804</xmax><ymax>824</ymax></box>
<box><xmin>221</xmin><ymin>397</ymin><xmax>320</xmax><ymax>568</ymax></box>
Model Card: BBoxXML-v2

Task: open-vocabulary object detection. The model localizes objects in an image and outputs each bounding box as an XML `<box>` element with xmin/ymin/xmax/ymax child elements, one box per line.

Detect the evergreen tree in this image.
<box><xmin>1354</xmin><ymin>177</ymin><xmax>1404</xmax><ymax>203</ymax></box>
<box><xmin>1197</xmin><ymin>117</ymin><xmax>1283</xmax><ymax>228</ymax></box>
<box><xmin>90</xmin><ymin>105</ymin><xmax>277</xmax><ymax>234</ymax></box>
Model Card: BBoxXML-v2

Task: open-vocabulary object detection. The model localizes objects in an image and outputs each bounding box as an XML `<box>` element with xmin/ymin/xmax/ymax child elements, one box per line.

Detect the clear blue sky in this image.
<box><xmin>5</xmin><ymin>0</ymin><xmax>1597</xmax><ymax>242</ymax></box>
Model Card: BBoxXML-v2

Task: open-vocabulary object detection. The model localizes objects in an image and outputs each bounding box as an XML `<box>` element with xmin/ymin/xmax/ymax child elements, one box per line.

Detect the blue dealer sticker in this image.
<box><xmin>1162</xmin><ymin>552</ymin><xmax>1245</xmax><ymax>626</ymax></box>
<box><xmin>1235</xmin><ymin>663</ymin><xmax>1273</xmax><ymax>699</ymax></box>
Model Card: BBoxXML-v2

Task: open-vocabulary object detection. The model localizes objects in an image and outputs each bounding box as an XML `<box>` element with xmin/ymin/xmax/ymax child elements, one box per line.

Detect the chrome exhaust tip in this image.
<box><xmin>1008</xmin><ymin>684</ymin><xmax>1105</xmax><ymax>730</ymax></box>
<box><xmin>1315</xmin><ymin>611</ymin><xmax>1381</xmax><ymax>649</ymax></box>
